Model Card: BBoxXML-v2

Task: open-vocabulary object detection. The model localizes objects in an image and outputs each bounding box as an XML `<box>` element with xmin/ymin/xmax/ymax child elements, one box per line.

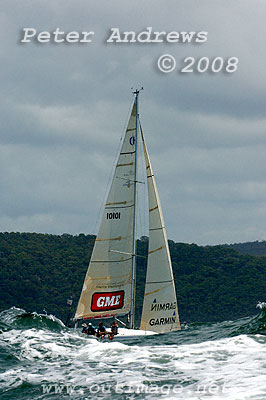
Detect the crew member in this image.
<box><xmin>97</xmin><ymin>322</ymin><xmax>107</xmax><ymax>339</ymax></box>
<box><xmin>81</xmin><ymin>323</ymin><xmax>88</xmax><ymax>334</ymax></box>
<box><xmin>108</xmin><ymin>320</ymin><xmax>119</xmax><ymax>340</ymax></box>
<box><xmin>87</xmin><ymin>322</ymin><xmax>96</xmax><ymax>336</ymax></box>
<box><xmin>111</xmin><ymin>320</ymin><xmax>118</xmax><ymax>335</ymax></box>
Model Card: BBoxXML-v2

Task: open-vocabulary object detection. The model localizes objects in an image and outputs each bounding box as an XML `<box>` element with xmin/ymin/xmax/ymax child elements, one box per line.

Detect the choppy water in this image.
<box><xmin>1</xmin><ymin>305</ymin><xmax>266</xmax><ymax>400</ymax></box>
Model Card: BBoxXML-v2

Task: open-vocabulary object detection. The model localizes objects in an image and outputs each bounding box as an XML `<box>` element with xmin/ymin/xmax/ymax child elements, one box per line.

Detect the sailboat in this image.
<box><xmin>74</xmin><ymin>89</ymin><xmax>181</xmax><ymax>337</ymax></box>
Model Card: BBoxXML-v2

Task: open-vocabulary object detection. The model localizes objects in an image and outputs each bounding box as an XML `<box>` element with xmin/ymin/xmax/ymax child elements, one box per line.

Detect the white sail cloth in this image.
<box><xmin>140</xmin><ymin>131</ymin><xmax>181</xmax><ymax>333</ymax></box>
<box><xmin>75</xmin><ymin>102</ymin><xmax>137</xmax><ymax>320</ymax></box>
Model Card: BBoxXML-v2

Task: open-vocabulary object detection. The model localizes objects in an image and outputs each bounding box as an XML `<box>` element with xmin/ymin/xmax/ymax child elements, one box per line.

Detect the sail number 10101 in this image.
<box><xmin>107</xmin><ymin>212</ymin><xmax>121</xmax><ymax>220</ymax></box>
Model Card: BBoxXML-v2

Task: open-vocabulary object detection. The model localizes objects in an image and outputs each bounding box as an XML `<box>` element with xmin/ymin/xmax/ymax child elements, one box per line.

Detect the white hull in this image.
<box><xmin>115</xmin><ymin>328</ymin><xmax>157</xmax><ymax>337</ymax></box>
<box><xmin>84</xmin><ymin>327</ymin><xmax>157</xmax><ymax>342</ymax></box>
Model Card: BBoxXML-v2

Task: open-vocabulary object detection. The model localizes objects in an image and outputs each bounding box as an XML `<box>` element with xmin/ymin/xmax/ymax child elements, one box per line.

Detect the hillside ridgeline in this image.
<box><xmin>0</xmin><ymin>232</ymin><xmax>265</xmax><ymax>324</ymax></box>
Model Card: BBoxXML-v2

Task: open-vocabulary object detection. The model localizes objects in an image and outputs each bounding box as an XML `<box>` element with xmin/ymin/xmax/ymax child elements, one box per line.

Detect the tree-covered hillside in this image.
<box><xmin>0</xmin><ymin>232</ymin><xmax>265</xmax><ymax>324</ymax></box>
<box><xmin>227</xmin><ymin>241</ymin><xmax>266</xmax><ymax>256</ymax></box>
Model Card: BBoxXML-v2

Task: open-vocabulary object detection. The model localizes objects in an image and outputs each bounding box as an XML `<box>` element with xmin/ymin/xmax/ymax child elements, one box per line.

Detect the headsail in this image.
<box><xmin>140</xmin><ymin>129</ymin><xmax>181</xmax><ymax>333</ymax></box>
<box><xmin>75</xmin><ymin>101</ymin><xmax>137</xmax><ymax>320</ymax></box>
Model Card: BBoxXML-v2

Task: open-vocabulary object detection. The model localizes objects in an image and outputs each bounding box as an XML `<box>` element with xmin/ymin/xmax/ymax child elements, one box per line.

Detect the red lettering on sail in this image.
<box><xmin>91</xmin><ymin>291</ymin><xmax>124</xmax><ymax>312</ymax></box>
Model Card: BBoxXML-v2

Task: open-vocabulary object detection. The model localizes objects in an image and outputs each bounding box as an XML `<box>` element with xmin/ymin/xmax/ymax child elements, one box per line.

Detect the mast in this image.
<box><xmin>129</xmin><ymin>88</ymin><xmax>142</xmax><ymax>329</ymax></box>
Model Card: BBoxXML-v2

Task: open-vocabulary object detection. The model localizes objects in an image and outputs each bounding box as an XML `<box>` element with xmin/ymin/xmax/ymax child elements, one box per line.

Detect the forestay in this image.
<box><xmin>140</xmin><ymin>130</ymin><xmax>181</xmax><ymax>333</ymax></box>
<box><xmin>75</xmin><ymin>102</ymin><xmax>137</xmax><ymax>320</ymax></box>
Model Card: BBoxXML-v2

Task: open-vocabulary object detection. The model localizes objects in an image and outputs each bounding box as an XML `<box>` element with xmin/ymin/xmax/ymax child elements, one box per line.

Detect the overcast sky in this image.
<box><xmin>1</xmin><ymin>0</ymin><xmax>266</xmax><ymax>245</ymax></box>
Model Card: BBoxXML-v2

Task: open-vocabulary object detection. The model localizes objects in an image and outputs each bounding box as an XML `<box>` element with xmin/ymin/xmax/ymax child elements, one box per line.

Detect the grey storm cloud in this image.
<box><xmin>0</xmin><ymin>0</ymin><xmax>266</xmax><ymax>245</ymax></box>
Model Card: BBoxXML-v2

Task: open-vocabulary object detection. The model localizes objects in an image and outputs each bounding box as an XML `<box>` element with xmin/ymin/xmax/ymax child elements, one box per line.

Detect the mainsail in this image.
<box><xmin>75</xmin><ymin>100</ymin><xmax>138</xmax><ymax>320</ymax></box>
<box><xmin>140</xmin><ymin>130</ymin><xmax>181</xmax><ymax>333</ymax></box>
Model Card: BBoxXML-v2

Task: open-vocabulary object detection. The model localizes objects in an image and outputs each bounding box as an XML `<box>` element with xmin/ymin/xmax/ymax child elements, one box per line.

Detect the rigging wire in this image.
<box><xmin>138</xmin><ymin>119</ymin><xmax>149</xmax><ymax>239</ymax></box>
<box><xmin>136</xmin><ymin>120</ymin><xmax>147</xmax><ymax>240</ymax></box>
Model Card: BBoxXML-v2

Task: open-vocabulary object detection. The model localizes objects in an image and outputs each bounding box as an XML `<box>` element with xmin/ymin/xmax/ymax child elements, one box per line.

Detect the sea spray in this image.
<box><xmin>1</xmin><ymin>307</ymin><xmax>266</xmax><ymax>399</ymax></box>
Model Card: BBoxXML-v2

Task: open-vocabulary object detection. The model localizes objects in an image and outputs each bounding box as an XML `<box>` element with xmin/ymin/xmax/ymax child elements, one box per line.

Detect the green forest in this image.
<box><xmin>0</xmin><ymin>232</ymin><xmax>265</xmax><ymax>325</ymax></box>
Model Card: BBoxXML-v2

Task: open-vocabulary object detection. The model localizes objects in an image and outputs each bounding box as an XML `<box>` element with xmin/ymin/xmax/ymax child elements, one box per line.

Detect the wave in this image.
<box><xmin>1</xmin><ymin>302</ymin><xmax>266</xmax><ymax>344</ymax></box>
<box><xmin>0</xmin><ymin>307</ymin><xmax>65</xmax><ymax>333</ymax></box>
<box><xmin>232</xmin><ymin>302</ymin><xmax>266</xmax><ymax>336</ymax></box>
<box><xmin>1</xmin><ymin>304</ymin><xmax>266</xmax><ymax>399</ymax></box>
<box><xmin>151</xmin><ymin>302</ymin><xmax>266</xmax><ymax>347</ymax></box>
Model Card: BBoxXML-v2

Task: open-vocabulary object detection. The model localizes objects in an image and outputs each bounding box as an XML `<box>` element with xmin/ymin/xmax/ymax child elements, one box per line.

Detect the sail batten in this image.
<box><xmin>106</xmin><ymin>205</ymin><xmax>134</xmax><ymax>210</ymax></box>
<box><xmin>117</xmin><ymin>162</ymin><xmax>134</xmax><ymax>167</ymax></box>
<box><xmin>146</xmin><ymin>281</ymin><xmax>174</xmax><ymax>285</ymax></box>
<box><xmin>148</xmin><ymin>246</ymin><xmax>164</xmax><ymax>254</ymax></box>
<box><xmin>149</xmin><ymin>206</ymin><xmax>159</xmax><ymax>212</ymax></box>
<box><xmin>120</xmin><ymin>151</ymin><xmax>136</xmax><ymax>155</ymax></box>
<box><xmin>105</xmin><ymin>201</ymin><xmax>127</xmax><ymax>205</ymax></box>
